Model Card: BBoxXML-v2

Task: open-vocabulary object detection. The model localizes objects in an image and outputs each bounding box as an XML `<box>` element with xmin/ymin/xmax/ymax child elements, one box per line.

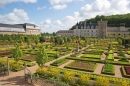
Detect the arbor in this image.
<box><xmin>36</xmin><ymin>47</ymin><xmax>48</xmax><ymax>67</ymax></box>
<box><xmin>11</xmin><ymin>43</ymin><xmax>23</xmax><ymax>63</ymax></box>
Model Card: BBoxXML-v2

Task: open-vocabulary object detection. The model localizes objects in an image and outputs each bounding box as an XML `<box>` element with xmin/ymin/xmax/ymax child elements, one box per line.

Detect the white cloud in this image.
<box><xmin>49</xmin><ymin>0</ymin><xmax>84</xmax><ymax>5</ymax></box>
<box><xmin>0</xmin><ymin>8</ymin><xmax>29</xmax><ymax>24</ymax></box>
<box><xmin>52</xmin><ymin>4</ymin><xmax>67</xmax><ymax>10</ymax></box>
<box><xmin>49</xmin><ymin>0</ymin><xmax>84</xmax><ymax>10</ymax></box>
<box><xmin>41</xmin><ymin>0</ymin><xmax>130</xmax><ymax>33</ymax></box>
<box><xmin>0</xmin><ymin>0</ymin><xmax>37</xmax><ymax>7</ymax></box>
<box><xmin>37</xmin><ymin>6</ymin><xmax>46</xmax><ymax>10</ymax></box>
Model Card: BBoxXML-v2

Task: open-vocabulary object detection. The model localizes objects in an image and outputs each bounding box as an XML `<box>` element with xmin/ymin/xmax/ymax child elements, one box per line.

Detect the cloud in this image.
<box><xmin>37</xmin><ymin>6</ymin><xmax>46</xmax><ymax>10</ymax></box>
<box><xmin>52</xmin><ymin>4</ymin><xmax>67</xmax><ymax>10</ymax></box>
<box><xmin>49</xmin><ymin>0</ymin><xmax>84</xmax><ymax>10</ymax></box>
<box><xmin>49</xmin><ymin>0</ymin><xmax>84</xmax><ymax>5</ymax></box>
<box><xmin>0</xmin><ymin>8</ymin><xmax>29</xmax><ymax>24</ymax></box>
<box><xmin>41</xmin><ymin>0</ymin><xmax>130</xmax><ymax>33</ymax></box>
<box><xmin>0</xmin><ymin>0</ymin><xmax>37</xmax><ymax>7</ymax></box>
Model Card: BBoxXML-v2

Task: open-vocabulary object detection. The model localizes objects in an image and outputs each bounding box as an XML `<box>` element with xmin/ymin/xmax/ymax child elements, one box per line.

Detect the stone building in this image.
<box><xmin>0</xmin><ymin>23</ymin><xmax>41</xmax><ymax>35</ymax></box>
<box><xmin>56</xmin><ymin>20</ymin><xmax>130</xmax><ymax>37</ymax></box>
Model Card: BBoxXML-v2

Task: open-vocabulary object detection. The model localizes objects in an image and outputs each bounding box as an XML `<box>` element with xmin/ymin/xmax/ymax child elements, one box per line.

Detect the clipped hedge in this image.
<box><xmin>66</xmin><ymin>57</ymin><xmax>130</xmax><ymax>66</ymax></box>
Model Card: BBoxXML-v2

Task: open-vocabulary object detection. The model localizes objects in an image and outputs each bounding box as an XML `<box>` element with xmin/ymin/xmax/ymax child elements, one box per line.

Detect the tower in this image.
<box><xmin>97</xmin><ymin>20</ymin><xmax>108</xmax><ymax>38</ymax></box>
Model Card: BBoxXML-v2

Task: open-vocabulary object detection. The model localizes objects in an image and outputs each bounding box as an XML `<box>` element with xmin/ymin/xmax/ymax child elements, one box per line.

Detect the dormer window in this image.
<box><xmin>34</xmin><ymin>26</ymin><xmax>35</xmax><ymax>28</ymax></box>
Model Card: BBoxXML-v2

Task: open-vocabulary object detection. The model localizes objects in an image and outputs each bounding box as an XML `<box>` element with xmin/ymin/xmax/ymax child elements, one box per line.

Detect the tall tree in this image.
<box><xmin>35</xmin><ymin>47</ymin><xmax>48</xmax><ymax>67</ymax></box>
<box><xmin>11</xmin><ymin>43</ymin><xmax>23</xmax><ymax>63</ymax></box>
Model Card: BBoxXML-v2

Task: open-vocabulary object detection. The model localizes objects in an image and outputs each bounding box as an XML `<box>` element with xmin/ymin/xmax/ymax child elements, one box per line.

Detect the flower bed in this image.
<box><xmin>127</xmin><ymin>51</ymin><xmax>130</xmax><ymax>55</ymax></box>
<box><xmin>51</xmin><ymin>58</ymin><xmax>68</xmax><ymax>66</ymax></box>
<box><xmin>65</xmin><ymin>61</ymin><xmax>97</xmax><ymax>72</ymax></box>
<box><xmin>21</xmin><ymin>55</ymin><xmax>36</xmax><ymax>61</ymax></box>
<box><xmin>102</xmin><ymin>64</ymin><xmax>115</xmax><ymax>75</ymax></box>
<box><xmin>124</xmin><ymin>66</ymin><xmax>130</xmax><ymax>75</ymax></box>
<box><xmin>108</xmin><ymin>50</ymin><xmax>113</xmax><ymax>54</ymax></box>
<box><xmin>0</xmin><ymin>52</ymin><xmax>12</xmax><ymax>57</ymax></box>
<box><xmin>121</xmin><ymin>66</ymin><xmax>130</xmax><ymax>78</ymax></box>
<box><xmin>107</xmin><ymin>54</ymin><xmax>114</xmax><ymax>60</ymax></box>
<box><xmin>82</xmin><ymin>54</ymin><xmax>101</xmax><ymax>59</ymax></box>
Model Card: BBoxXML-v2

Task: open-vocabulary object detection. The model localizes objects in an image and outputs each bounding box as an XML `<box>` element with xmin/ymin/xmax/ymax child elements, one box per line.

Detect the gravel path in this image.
<box><xmin>94</xmin><ymin>63</ymin><xmax>104</xmax><ymax>74</ymax></box>
<box><xmin>0</xmin><ymin>64</ymin><xmax>39</xmax><ymax>86</ymax></box>
<box><xmin>114</xmin><ymin>65</ymin><xmax>122</xmax><ymax>78</ymax></box>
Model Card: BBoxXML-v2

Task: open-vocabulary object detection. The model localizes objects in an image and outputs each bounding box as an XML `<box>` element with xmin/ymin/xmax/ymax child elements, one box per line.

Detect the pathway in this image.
<box><xmin>0</xmin><ymin>64</ymin><xmax>39</xmax><ymax>86</ymax></box>
<box><xmin>114</xmin><ymin>65</ymin><xmax>122</xmax><ymax>78</ymax></box>
<box><xmin>94</xmin><ymin>63</ymin><xmax>104</xmax><ymax>74</ymax></box>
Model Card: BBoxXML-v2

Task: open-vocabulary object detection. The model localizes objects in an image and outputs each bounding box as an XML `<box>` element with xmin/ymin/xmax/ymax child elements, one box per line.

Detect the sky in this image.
<box><xmin>0</xmin><ymin>0</ymin><xmax>130</xmax><ymax>33</ymax></box>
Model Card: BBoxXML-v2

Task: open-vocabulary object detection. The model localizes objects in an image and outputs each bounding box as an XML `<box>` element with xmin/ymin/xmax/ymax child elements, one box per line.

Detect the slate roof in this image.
<box><xmin>76</xmin><ymin>22</ymin><xmax>98</xmax><ymax>29</ymax></box>
<box><xmin>0</xmin><ymin>23</ymin><xmax>24</xmax><ymax>28</ymax></box>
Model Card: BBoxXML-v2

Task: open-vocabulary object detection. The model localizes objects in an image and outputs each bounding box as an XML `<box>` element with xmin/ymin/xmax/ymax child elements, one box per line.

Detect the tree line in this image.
<box><xmin>71</xmin><ymin>13</ymin><xmax>130</xmax><ymax>30</ymax></box>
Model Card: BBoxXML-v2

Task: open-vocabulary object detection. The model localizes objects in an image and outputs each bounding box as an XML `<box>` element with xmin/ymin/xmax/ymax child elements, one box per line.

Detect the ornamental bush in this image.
<box><xmin>62</xmin><ymin>71</ymin><xmax>75</xmax><ymax>83</ymax></box>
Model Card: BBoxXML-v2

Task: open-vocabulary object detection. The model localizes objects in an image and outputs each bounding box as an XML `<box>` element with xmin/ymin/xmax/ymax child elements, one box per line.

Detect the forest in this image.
<box><xmin>70</xmin><ymin>13</ymin><xmax>130</xmax><ymax>30</ymax></box>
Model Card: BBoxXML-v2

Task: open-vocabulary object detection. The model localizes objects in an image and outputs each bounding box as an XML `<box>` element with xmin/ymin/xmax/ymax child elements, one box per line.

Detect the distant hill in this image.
<box><xmin>70</xmin><ymin>13</ymin><xmax>130</xmax><ymax>30</ymax></box>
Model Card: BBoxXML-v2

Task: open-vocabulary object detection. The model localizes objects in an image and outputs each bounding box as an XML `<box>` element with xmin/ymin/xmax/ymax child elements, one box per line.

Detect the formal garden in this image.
<box><xmin>0</xmin><ymin>34</ymin><xmax>130</xmax><ymax>86</ymax></box>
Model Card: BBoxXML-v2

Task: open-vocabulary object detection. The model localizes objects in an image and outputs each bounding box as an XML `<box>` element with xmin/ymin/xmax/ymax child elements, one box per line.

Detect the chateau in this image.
<box><xmin>56</xmin><ymin>20</ymin><xmax>130</xmax><ymax>37</ymax></box>
<box><xmin>0</xmin><ymin>23</ymin><xmax>41</xmax><ymax>35</ymax></box>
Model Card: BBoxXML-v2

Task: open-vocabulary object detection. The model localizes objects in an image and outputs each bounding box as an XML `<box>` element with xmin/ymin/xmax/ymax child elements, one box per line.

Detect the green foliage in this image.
<box><xmin>11</xmin><ymin>44</ymin><xmax>23</xmax><ymax>62</ymax></box>
<box><xmin>52</xmin><ymin>58</ymin><xmax>67</xmax><ymax>65</ymax></box>
<box><xmin>36</xmin><ymin>47</ymin><xmax>48</xmax><ymax>67</ymax></box>
<box><xmin>34</xmin><ymin>37</ymin><xmax>39</xmax><ymax>45</ymax></box>
<box><xmin>117</xmin><ymin>38</ymin><xmax>122</xmax><ymax>45</ymax></box>
<box><xmin>104</xmin><ymin>64</ymin><xmax>113</xmax><ymax>72</ymax></box>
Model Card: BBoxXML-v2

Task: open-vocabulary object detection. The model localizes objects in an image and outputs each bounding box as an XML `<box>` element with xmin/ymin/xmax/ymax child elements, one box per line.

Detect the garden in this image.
<box><xmin>0</xmin><ymin>34</ymin><xmax>130</xmax><ymax>86</ymax></box>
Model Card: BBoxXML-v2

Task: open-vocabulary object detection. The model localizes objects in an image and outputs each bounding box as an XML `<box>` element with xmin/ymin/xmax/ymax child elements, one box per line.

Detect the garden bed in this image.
<box><xmin>50</xmin><ymin>58</ymin><xmax>68</xmax><ymax>66</ymax></box>
<box><xmin>121</xmin><ymin>66</ymin><xmax>130</xmax><ymax>78</ymax></box>
<box><xmin>107</xmin><ymin>54</ymin><xmax>114</xmax><ymax>60</ymax></box>
<box><xmin>65</xmin><ymin>61</ymin><xmax>97</xmax><ymax>72</ymax></box>
<box><xmin>0</xmin><ymin>52</ymin><xmax>12</xmax><ymax>57</ymax></box>
<box><xmin>21</xmin><ymin>55</ymin><xmax>36</xmax><ymax>62</ymax></box>
<box><xmin>82</xmin><ymin>54</ymin><xmax>101</xmax><ymax>59</ymax></box>
<box><xmin>102</xmin><ymin>64</ymin><xmax>115</xmax><ymax>75</ymax></box>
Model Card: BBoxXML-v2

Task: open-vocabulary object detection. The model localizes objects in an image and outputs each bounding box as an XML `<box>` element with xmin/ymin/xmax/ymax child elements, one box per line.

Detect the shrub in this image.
<box><xmin>79</xmin><ymin>74</ymin><xmax>90</xmax><ymax>85</ymax></box>
<box><xmin>62</xmin><ymin>71</ymin><xmax>75</xmax><ymax>83</ymax></box>
<box><xmin>95</xmin><ymin>77</ymin><xmax>110</xmax><ymax>86</ymax></box>
<box><xmin>10</xmin><ymin>63</ymin><xmax>24</xmax><ymax>71</ymax></box>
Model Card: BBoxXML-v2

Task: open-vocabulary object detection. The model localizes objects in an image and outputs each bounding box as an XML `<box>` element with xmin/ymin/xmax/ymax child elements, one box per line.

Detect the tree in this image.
<box><xmin>25</xmin><ymin>37</ymin><xmax>31</xmax><ymax>47</ymax></box>
<box><xmin>35</xmin><ymin>47</ymin><xmax>48</xmax><ymax>67</ymax></box>
<box><xmin>34</xmin><ymin>37</ymin><xmax>39</xmax><ymax>45</ymax></box>
<box><xmin>117</xmin><ymin>38</ymin><xmax>122</xmax><ymax>45</ymax></box>
<box><xmin>11</xmin><ymin>43</ymin><xmax>23</xmax><ymax>63</ymax></box>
